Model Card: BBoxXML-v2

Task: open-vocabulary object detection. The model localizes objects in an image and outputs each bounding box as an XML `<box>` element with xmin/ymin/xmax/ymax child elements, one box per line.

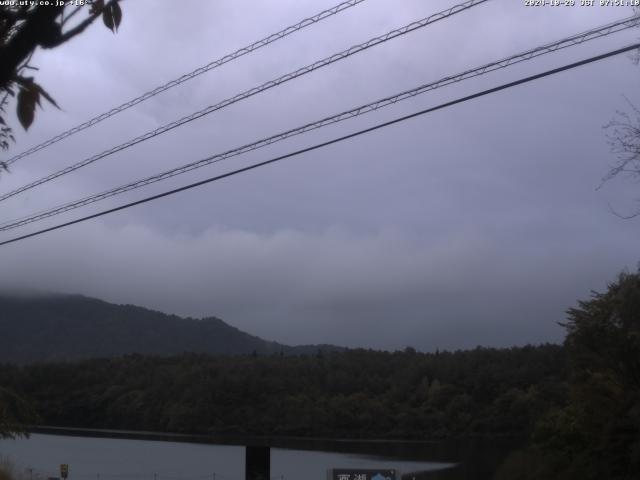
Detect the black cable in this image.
<box><xmin>3</xmin><ymin>0</ymin><xmax>369</xmax><ymax>166</ymax></box>
<box><xmin>1</xmin><ymin>42</ymin><xmax>637</xmax><ymax>248</ymax></box>
<box><xmin>1</xmin><ymin>14</ymin><xmax>638</xmax><ymax>231</ymax></box>
<box><xmin>0</xmin><ymin>0</ymin><xmax>487</xmax><ymax>201</ymax></box>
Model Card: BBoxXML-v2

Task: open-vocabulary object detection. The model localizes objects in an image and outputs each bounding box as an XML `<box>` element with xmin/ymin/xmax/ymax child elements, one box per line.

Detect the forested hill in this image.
<box><xmin>0</xmin><ymin>293</ymin><xmax>337</xmax><ymax>363</ymax></box>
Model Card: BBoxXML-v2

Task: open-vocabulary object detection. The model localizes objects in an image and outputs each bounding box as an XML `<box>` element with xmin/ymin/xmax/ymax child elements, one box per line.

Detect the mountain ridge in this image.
<box><xmin>0</xmin><ymin>292</ymin><xmax>341</xmax><ymax>363</ymax></box>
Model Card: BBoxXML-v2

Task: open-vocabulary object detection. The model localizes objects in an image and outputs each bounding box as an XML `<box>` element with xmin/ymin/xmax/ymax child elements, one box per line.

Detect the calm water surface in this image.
<box><xmin>0</xmin><ymin>434</ymin><xmax>457</xmax><ymax>480</ymax></box>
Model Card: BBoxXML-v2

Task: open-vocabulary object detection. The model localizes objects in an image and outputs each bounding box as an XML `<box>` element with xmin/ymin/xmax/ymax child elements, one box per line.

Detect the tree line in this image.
<box><xmin>0</xmin><ymin>344</ymin><xmax>565</xmax><ymax>440</ymax></box>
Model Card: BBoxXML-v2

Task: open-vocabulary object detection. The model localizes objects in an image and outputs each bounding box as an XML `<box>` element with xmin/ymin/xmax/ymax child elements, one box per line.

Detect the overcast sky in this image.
<box><xmin>0</xmin><ymin>0</ymin><xmax>639</xmax><ymax>351</ymax></box>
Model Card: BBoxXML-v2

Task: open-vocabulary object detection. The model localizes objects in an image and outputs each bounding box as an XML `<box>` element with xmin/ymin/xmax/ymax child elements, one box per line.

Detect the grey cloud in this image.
<box><xmin>0</xmin><ymin>219</ymin><xmax>636</xmax><ymax>350</ymax></box>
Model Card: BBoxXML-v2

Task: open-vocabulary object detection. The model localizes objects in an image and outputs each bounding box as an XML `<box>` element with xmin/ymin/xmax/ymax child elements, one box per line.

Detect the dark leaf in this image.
<box><xmin>32</xmin><ymin>82</ymin><xmax>59</xmax><ymax>109</ymax></box>
<box><xmin>112</xmin><ymin>1</ymin><xmax>122</xmax><ymax>30</ymax></box>
<box><xmin>0</xmin><ymin>117</ymin><xmax>5</xmax><ymax>125</ymax></box>
<box><xmin>102</xmin><ymin>4</ymin><xmax>114</xmax><ymax>32</ymax></box>
<box><xmin>102</xmin><ymin>1</ymin><xmax>122</xmax><ymax>33</ymax></box>
<box><xmin>16</xmin><ymin>86</ymin><xmax>38</xmax><ymax>130</ymax></box>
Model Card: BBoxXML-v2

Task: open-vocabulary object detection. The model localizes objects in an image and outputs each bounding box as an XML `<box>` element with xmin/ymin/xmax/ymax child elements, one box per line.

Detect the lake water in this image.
<box><xmin>0</xmin><ymin>433</ymin><xmax>458</xmax><ymax>480</ymax></box>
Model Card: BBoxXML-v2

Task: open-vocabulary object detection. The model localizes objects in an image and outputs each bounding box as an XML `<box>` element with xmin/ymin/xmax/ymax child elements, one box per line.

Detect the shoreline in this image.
<box><xmin>30</xmin><ymin>424</ymin><xmax>449</xmax><ymax>447</ymax></box>
<box><xmin>26</xmin><ymin>426</ymin><xmax>521</xmax><ymax>465</ymax></box>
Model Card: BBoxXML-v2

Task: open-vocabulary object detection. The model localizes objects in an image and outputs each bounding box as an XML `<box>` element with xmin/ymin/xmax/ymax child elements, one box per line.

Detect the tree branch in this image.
<box><xmin>56</xmin><ymin>0</ymin><xmax>121</xmax><ymax>45</ymax></box>
<box><xmin>607</xmin><ymin>202</ymin><xmax>640</xmax><ymax>220</ymax></box>
<box><xmin>0</xmin><ymin>6</ymin><xmax>63</xmax><ymax>88</ymax></box>
<box><xmin>60</xmin><ymin>5</ymin><xmax>83</xmax><ymax>27</ymax></box>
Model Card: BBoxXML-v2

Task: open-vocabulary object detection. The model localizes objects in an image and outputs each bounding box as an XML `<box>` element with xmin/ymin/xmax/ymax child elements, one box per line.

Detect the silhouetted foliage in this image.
<box><xmin>0</xmin><ymin>386</ymin><xmax>38</xmax><ymax>439</ymax></box>
<box><xmin>495</xmin><ymin>270</ymin><xmax>640</xmax><ymax>480</ymax></box>
<box><xmin>603</xmin><ymin>100</ymin><xmax>640</xmax><ymax>218</ymax></box>
<box><xmin>0</xmin><ymin>1</ymin><xmax>122</xmax><ymax>155</ymax></box>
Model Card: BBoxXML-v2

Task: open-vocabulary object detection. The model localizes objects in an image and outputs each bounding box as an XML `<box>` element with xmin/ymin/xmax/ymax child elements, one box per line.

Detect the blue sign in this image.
<box><xmin>329</xmin><ymin>469</ymin><xmax>397</xmax><ymax>480</ymax></box>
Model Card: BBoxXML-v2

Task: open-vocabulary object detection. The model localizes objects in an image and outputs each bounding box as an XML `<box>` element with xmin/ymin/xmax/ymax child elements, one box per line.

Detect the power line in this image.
<box><xmin>0</xmin><ymin>0</ymin><xmax>488</xmax><ymax>203</ymax></box>
<box><xmin>3</xmin><ymin>0</ymin><xmax>368</xmax><ymax>166</ymax></box>
<box><xmin>1</xmin><ymin>42</ymin><xmax>637</xmax><ymax>248</ymax></box>
<box><xmin>1</xmin><ymin>15</ymin><xmax>637</xmax><ymax>232</ymax></box>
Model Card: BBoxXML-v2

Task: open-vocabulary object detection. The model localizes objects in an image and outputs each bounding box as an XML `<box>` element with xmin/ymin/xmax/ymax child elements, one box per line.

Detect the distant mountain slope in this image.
<box><xmin>0</xmin><ymin>294</ymin><xmax>336</xmax><ymax>363</ymax></box>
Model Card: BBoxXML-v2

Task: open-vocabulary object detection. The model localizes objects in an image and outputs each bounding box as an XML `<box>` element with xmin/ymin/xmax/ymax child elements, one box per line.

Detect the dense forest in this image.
<box><xmin>0</xmin><ymin>344</ymin><xmax>566</xmax><ymax>439</ymax></box>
